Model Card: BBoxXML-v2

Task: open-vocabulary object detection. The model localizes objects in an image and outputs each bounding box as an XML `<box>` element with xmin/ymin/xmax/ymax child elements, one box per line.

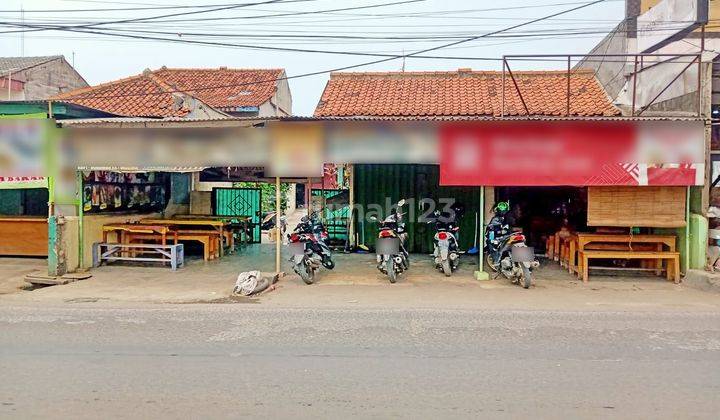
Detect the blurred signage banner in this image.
<box><xmin>637</xmin><ymin>0</ymin><xmax>708</xmax><ymax>53</ymax></box>
<box><xmin>325</xmin><ymin>121</ymin><xmax>439</xmax><ymax>164</ymax></box>
<box><xmin>267</xmin><ymin>122</ymin><xmax>324</xmax><ymax>177</ymax></box>
<box><xmin>0</xmin><ymin>176</ymin><xmax>47</xmax><ymax>189</ymax></box>
<box><xmin>0</xmin><ymin>119</ymin><xmax>49</xmax><ymax>181</ymax></box>
<box><xmin>439</xmin><ymin>121</ymin><xmax>704</xmax><ymax>186</ymax></box>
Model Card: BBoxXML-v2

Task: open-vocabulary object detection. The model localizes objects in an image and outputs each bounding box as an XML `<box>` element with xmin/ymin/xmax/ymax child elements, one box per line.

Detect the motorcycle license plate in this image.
<box><xmin>376</xmin><ymin>237</ymin><xmax>400</xmax><ymax>255</ymax></box>
<box><xmin>511</xmin><ymin>246</ymin><xmax>534</xmax><ymax>262</ymax></box>
<box><xmin>288</xmin><ymin>242</ymin><xmax>306</xmax><ymax>256</ymax></box>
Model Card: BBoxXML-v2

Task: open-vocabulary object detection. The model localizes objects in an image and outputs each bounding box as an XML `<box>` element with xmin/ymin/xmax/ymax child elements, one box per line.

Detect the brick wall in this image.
<box><xmin>20</xmin><ymin>58</ymin><xmax>88</xmax><ymax>100</ymax></box>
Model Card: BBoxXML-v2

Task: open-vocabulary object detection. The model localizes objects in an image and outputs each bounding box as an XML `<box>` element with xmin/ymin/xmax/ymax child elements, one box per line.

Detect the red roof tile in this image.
<box><xmin>53</xmin><ymin>67</ymin><xmax>284</xmax><ymax>118</ymax></box>
<box><xmin>314</xmin><ymin>69</ymin><xmax>620</xmax><ymax>118</ymax></box>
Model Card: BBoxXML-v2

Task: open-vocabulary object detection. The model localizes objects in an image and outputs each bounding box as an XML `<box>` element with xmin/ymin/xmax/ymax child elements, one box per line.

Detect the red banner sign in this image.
<box><xmin>439</xmin><ymin>121</ymin><xmax>703</xmax><ymax>186</ymax></box>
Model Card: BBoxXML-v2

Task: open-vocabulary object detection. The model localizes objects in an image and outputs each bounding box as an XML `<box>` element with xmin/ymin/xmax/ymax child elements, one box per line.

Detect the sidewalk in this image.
<box><xmin>0</xmin><ymin>258</ymin><xmax>46</xmax><ymax>295</ymax></box>
<box><xmin>1</xmin><ymin>248</ymin><xmax>718</xmax><ymax>312</ymax></box>
<box><xmin>684</xmin><ymin>269</ymin><xmax>720</xmax><ymax>293</ymax></box>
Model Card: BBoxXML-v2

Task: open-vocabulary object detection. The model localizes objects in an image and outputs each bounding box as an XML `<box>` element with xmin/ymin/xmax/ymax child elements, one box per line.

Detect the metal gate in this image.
<box><xmin>311</xmin><ymin>188</ymin><xmax>349</xmax><ymax>247</ymax></box>
<box><xmin>212</xmin><ymin>187</ymin><xmax>262</xmax><ymax>243</ymax></box>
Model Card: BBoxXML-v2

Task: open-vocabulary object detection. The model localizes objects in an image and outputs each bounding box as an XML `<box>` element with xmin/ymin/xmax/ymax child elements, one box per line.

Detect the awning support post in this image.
<box><xmin>475</xmin><ymin>186</ymin><xmax>489</xmax><ymax>280</ymax></box>
<box><xmin>275</xmin><ymin>176</ymin><xmax>281</xmax><ymax>274</ymax></box>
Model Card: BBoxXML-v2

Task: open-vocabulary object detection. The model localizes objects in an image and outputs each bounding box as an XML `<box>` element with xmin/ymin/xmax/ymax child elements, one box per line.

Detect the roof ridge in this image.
<box><xmin>152</xmin><ymin>67</ymin><xmax>284</xmax><ymax>73</ymax></box>
<box><xmin>51</xmin><ymin>72</ymin><xmax>149</xmax><ymax>99</ymax></box>
<box><xmin>329</xmin><ymin>69</ymin><xmax>595</xmax><ymax>78</ymax></box>
<box><xmin>0</xmin><ymin>55</ymin><xmax>62</xmax><ymax>60</ymax></box>
<box><xmin>144</xmin><ymin>70</ymin><xmax>181</xmax><ymax>94</ymax></box>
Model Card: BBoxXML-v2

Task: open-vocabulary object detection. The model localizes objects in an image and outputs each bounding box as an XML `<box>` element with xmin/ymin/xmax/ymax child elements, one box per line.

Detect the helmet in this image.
<box><xmin>495</xmin><ymin>201</ymin><xmax>510</xmax><ymax>213</ymax></box>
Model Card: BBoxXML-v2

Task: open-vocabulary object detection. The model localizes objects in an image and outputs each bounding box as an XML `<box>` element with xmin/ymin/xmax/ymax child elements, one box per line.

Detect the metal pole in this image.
<box><xmin>77</xmin><ymin>171</ymin><xmax>84</xmax><ymax>269</ymax></box>
<box><xmin>631</xmin><ymin>55</ymin><xmax>638</xmax><ymax>116</ymax></box>
<box><xmin>566</xmin><ymin>56</ymin><xmax>571</xmax><ymax>117</ymax></box>
<box><xmin>699</xmin><ymin>24</ymin><xmax>705</xmax><ymax>117</ymax></box>
<box><xmin>307</xmin><ymin>177</ymin><xmax>312</xmax><ymax>216</ymax></box>
<box><xmin>637</xmin><ymin>58</ymin><xmax>697</xmax><ymax>116</ymax></box>
<box><xmin>685</xmin><ymin>186</ymin><xmax>690</xmax><ymax>274</ymax></box>
<box><xmin>348</xmin><ymin>164</ymin><xmax>355</xmax><ymax>247</ymax></box>
<box><xmin>501</xmin><ymin>58</ymin><xmax>506</xmax><ymax>118</ymax></box>
<box><xmin>475</xmin><ymin>186</ymin><xmax>489</xmax><ymax>280</ymax></box>
<box><xmin>505</xmin><ymin>63</ymin><xmax>530</xmax><ymax>115</ymax></box>
<box><xmin>275</xmin><ymin>176</ymin><xmax>281</xmax><ymax>274</ymax></box>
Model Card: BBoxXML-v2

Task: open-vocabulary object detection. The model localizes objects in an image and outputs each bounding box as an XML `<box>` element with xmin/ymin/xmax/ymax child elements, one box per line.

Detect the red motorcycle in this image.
<box><xmin>287</xmin><ymin>212</ymin><xmax>334</xmax><ymax>284</ymax></box>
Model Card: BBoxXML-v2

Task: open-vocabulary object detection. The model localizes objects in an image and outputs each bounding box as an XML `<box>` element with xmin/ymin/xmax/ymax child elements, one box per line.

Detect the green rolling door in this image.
<box><xmin>353</xmin><ymin>164</ymin><xmax>481</xmax><ymax>254</ymax></box>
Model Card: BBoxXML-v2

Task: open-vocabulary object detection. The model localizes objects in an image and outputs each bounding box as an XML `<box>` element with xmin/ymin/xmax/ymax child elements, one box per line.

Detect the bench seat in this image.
<box><xmin>579</xmin><ymin>250</ymin><xmax>680</xmax><ymax>284</ymax></box>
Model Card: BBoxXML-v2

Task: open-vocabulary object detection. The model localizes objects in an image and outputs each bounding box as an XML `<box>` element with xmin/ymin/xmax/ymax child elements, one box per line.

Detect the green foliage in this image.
<box><xmin>235</xmin><ymin>182</ymin><xmax>291</xmax><ymax>213</ymax></box>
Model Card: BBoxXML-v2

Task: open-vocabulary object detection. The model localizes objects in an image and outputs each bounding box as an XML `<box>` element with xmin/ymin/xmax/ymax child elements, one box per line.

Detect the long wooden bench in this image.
<box><xmin>92</xmin><ymin>242</ymin><xmax>184</xmax><ymax>270</ymax></box>
<box><xmin>579</xmin><ymin>250</ymin><xmax>680</xmax><ymax>284</ymax></box>
<box><xmin>568</xmin><ymin>242</ymin><xmax>659</xmax><ymax>274</ymax></box>
<box><xmin>126</xmin><ymin>230</ymin><xmax>220</xmax><ymax>261</ymax></box>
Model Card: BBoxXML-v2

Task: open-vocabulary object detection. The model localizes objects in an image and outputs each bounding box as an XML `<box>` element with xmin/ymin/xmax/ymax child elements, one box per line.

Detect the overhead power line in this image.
<box><xmin>2</xmin><ymin>0</ymin><xmax>321</xmax><ymax>35</ymax></box>
<box><xmin>25</xmin><ymin>0</ymin><xmax>617</xmax><ymax>102</ymax></box>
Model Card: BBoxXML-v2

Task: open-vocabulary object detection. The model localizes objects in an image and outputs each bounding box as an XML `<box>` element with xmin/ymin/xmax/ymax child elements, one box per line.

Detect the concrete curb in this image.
<box><xmin>683</xmin><ymin>269</ymin><xmax>720</xmax><ymax>293</ymax></box>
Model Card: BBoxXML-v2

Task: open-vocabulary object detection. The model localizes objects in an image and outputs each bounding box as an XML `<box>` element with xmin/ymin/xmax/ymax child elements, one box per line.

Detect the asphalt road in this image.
<box><xmin>1</xmin><ymin>304</ymin><xmax>719</xmax><ymax>419</ymax></box>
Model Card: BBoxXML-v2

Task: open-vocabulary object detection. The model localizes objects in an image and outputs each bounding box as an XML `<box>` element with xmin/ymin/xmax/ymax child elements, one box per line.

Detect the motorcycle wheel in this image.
<box><xmin>298</xmin><ymin>263</ymin><xmax>315</xmax><ymax>285</ymax></box>
<box><xmin>521</xmin><ymin>264</ymin><xmax>532</xmax><ymax>289</ymax></box>
<box><xmin>322</xmin><ymin>257</ymin><xmax>335</xmax><ymax>270</ymax></box>
<box><xmin>387</xmin><ymin>259</ymin><xmax>397</xmax><ymax>283</ymax></box>
<box><xmin>486</xmin><ymin>254</ymin><xmax>499</xmax><ymax>272</ymax></box>
<box><xmin>441</xmin><ymin>259</ymin><xmax>452</xmax><ymax>277</ymax></box>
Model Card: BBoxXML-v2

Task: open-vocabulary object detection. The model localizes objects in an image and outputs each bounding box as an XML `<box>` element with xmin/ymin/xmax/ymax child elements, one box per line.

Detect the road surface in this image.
<box><xmin>1</xmin><ymin>304</ymin><xmax>719</xmax><ymax>419</ymax></box>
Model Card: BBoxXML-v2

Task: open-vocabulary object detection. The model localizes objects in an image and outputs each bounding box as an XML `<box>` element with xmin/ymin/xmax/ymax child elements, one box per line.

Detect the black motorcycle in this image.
<box><xmin>372</xmin><ymin>199</ymin><xmax>409</xmax><ymax>283</ymax></box>
<box><xmin>484</xmin><ymin>202</ymin><xmax>538</xmax><ymax>289</ymax></box>
<box><xmin>287</xmin><ymin>212</ymin><xmax>334</xmax><ymax>284</ymax></box>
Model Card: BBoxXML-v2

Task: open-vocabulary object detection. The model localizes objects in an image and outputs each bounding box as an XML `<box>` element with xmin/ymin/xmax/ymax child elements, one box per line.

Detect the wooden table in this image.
<box><xmin>102</xmin><ymin>223</ymin><xmax>177</xmax><ymax>245</ymax></box>
<box><xmin>569</xmin><ymin>233</ymin><xmax>677</xmax><ymax>278</ymax></box>
<box><xmin>140</xmin><ymin>218</ymin><xmax>232</xmax><ymax>257</ymax></box>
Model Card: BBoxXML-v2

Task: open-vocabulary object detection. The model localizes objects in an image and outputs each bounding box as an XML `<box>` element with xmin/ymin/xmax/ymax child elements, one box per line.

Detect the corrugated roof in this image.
<box><xmin>314</xmin><ymin>69</ymin><xmax>621</xmax><ymax>118</ymax></box>
<box><xmin>58</xmin><ymin>114</ymin><xmax>703</xmax><ymax>128</ymax></box>
<box><xmin>0</xmin><ymin>55</ymin><xmax>62</xmax><ymax>73</ymax></box>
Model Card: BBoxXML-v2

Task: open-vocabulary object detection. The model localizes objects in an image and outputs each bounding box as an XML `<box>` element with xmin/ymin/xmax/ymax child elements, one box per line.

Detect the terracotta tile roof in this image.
<box><xmin>314</xmin><ymin>69</ymin><xmax>620</xmax><ymax>118</ymax></box>
<box><xmin>53</xmin><ymin>67</ymin><xmax>284</xmax><ymax>118</ymax></box>
<box><xmin>151</xmin><ymin>67</ymin><xmax>283</xmax><ymax>111</ymax></box>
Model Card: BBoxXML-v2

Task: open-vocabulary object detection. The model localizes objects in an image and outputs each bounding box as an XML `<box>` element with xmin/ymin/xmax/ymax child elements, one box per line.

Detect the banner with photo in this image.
<box><xmin>81</xmin><ymin>171</ymin><xmax>169</xmax><ymax>214</ymax></box>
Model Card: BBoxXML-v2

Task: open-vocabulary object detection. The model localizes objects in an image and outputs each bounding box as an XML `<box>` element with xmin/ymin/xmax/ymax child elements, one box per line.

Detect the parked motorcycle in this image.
<box><xmin>287</xmin><ymin>212</ymin><xmax>334</xmax><ymax>284</ymax></box>
<box><xmin>261</xmin><ymin>211</ymin><xmax>287</xmax><ymax>233</ymax></box>
<box><xmin>427</xmin><ymin>203</ymin><xmax>465</xmax><ymax>276</ymax></box>
<box><xmin>372</xmin><ymin>199</ymin><xmax>410</xmax><ymax>283</ymax></box>
<box><xmin>484</xmin><ymin>201</ymin><xmax>538</xmax><ymax>288</ymax></box>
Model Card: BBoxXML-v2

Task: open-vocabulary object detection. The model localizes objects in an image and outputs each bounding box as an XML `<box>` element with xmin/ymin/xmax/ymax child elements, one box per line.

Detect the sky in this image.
<box><xmin>0</xmin><ymin>0</ymin><xmax>626</xmax><ymax>115</ymax></box>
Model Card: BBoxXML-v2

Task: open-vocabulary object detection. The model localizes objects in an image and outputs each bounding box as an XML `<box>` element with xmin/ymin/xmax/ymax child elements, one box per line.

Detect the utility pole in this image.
<box><xmin>20</xmin><ymin>6</ymin><xmax>24</xmax><ymax>56</ymax></box>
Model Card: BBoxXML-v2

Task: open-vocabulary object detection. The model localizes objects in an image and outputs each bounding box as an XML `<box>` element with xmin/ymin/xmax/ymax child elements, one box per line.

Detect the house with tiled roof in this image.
<box><xmin>0</xmin><ymin>55</ymin><xmax>88</xmax><ymax>101</ymax></box>
<box><xmin>52</xmin><ymin>67</ymin><xmax>292</xmax><ymax>119</ymax></box>
<box><xmin>314</xmin><ymin>68</ymin><xmax>619</xmax><ymax>118</ymax></box>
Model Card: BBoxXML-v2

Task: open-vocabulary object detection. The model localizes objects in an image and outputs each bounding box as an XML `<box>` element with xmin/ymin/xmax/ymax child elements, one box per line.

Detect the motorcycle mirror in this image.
<box><xmin>369</xmin><ymin>215</ymin><xmax>378</xmax><ymax>221</ymax></box>
<box><xmin>397</xmin><ymin>199</ymin><xmax>406</xmax><ymax>207</ymax></box>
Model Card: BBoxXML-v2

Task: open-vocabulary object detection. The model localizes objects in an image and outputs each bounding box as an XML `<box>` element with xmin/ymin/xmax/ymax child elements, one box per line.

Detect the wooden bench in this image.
<box><xmin>126</xmin><ymin>230</ymin><xmax>220</xmax><ymax>261</ymax></box>
<box><xmin>579</xmin><ymin>250</ymin><xmax>680</xmax><ymax>284</ymax></box>
<box><xmin>92</xmin><ymin>242</ymin><xmax>184</xmax><ymax>270</ymax></box>
<box><xmin>176</xmin><ymin>230</ymin><xmax>221</xmax><ymax>261</ymax></box>
<box><xmin>569</xmin><ymin>241</ymin><xmax>659</xmax><ymax>275</ymax></box>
